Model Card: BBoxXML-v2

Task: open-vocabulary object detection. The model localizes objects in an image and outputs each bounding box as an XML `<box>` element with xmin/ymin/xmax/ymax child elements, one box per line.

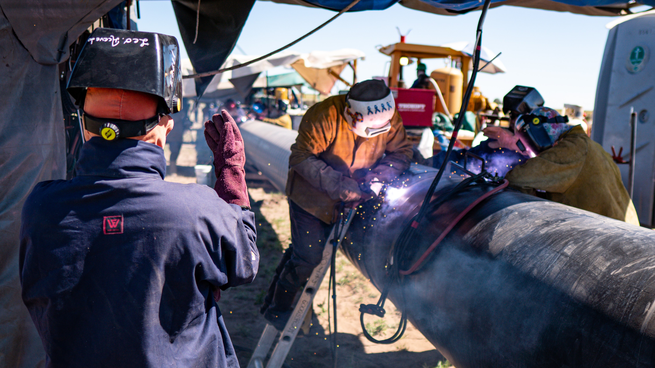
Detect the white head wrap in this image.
<box><xmin>343</xmin><ymin>91</ymin><xmax>395</xmax><ymax>138</ymax></box>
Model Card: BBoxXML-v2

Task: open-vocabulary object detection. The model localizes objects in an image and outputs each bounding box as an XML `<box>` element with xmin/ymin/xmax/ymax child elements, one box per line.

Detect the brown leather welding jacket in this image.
<box><xmin>505</xmin><ymin>125</ymin><xmax>640</xmax><ymax>226</ymax></box>
<box><xmin>286</xmin><ymin>95</ymin><xmax>413</xmax><ymax>224</ymax></box>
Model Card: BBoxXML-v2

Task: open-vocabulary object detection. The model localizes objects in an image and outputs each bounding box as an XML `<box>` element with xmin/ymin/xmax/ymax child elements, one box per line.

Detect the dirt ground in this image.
<box><xmin>164</xmin><ymin>140</ymin><xmax>450</xmax><ymax>368</ymax></box>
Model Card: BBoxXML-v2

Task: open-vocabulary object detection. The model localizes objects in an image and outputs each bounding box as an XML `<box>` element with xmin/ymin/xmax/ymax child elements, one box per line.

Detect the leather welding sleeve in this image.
<box><xmin>505</xmin><ymin>136</ymin><xmax>586</xmax><ymax>194</ymax></box>
<box><xmin>369</xmin><ymin>112</ymin><xmax>413</xmax><ymax>183</ymax></box>
<box><xmin>293</xmin><ymin>156</ymin><xmax>362</xmax><ymax>202</ymax></box>
<box><xmin>204</xmin><ymin>110</ymin><xmax>250</xmax><ymax>209</ymax></box>
<box><xmin>289</xmin><ymin>101</ymin><xmax>361</xmax><ymax>202</ymax></box>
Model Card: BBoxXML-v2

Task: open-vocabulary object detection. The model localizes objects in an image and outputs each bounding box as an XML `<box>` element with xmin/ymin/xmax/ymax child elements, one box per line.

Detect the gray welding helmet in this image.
<box><xmin>502</xmin><ymin>85</ymin><xmax>544</xmax><ymax>118</ymax></box>
<box><xmin>67</xmin><ymin>28</ymin><xmax>182</xmax><ymax>115</ymax></box>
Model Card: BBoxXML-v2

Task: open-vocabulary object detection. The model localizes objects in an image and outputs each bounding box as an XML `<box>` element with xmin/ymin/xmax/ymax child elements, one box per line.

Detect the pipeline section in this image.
<box><xmin>241</xmin><ymin>120</ymin><xmax>655</xmax><ymax>367</ymax></box>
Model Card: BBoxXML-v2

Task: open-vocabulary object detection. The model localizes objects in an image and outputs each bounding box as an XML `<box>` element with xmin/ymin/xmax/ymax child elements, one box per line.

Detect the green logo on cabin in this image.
<box><xmin>630</xmin><ymin>46</ymin><xmax>645</xmax><ymax>71</ymax></box>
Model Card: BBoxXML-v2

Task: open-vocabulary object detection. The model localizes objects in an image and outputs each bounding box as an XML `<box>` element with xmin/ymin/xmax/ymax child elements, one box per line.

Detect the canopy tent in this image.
<box><xmin>184</xmin><ymin>49</ymin><xmax>365</xmax><ymax>98</ymax></box>
<box><xmin>265</xmin><ymin>0</ymin><xmax>654</xmax><ymax>16</ymax></box>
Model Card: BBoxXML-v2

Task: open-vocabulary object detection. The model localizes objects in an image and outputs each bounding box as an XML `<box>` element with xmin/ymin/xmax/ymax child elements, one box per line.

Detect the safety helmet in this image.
<box><xmin>514</xmin><ymin>107</ymin><xmax>570</xmax><ymax>156</ymax></box>
<box><xmin>344</xmin><ymin>80</ymin><xmax>395</xmax><ymax>138</ymax></box>
<box><xmin>67</xmin><ymin>28</ymin><xmax>182</xmax><ymax>117</ymax></box>
<box><xmin>417</xmin><ymin>63</ymin><xmax>427</xmax><ymax>72</ymax></box>
<box><xmin>502</xmin><ymin>85</ymin><xmax>544</xmax><ymax>117</ymax></box>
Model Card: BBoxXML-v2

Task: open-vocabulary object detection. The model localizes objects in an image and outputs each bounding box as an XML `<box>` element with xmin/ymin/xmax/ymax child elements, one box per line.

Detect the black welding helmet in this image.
<box><xmin>514</xmin><ymin>107</ymin><xmax>570</xmax><ymax>156</ymax></box>
<box><xmin>502</xmin><ymin>85</ymin><xmax>544</xmax><ymax>118</ymax></box>
<box><xmin>67</xmin><ymin>28</ymin><xmax>182</xmax><ymax>115</ymax></box>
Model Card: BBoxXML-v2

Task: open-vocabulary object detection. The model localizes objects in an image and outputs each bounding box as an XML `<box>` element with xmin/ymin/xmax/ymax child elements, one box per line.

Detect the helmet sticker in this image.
<box><xmin>345</xmin><ymin>107</ymin><xmax>364</xmax><ymax>123</ymax></box>
<box><xmin>100</xmin><ymin>122</ymin><xmax>119</xmax><ymax>141</ymax></box>
<box><xmin>87</xmin><ymin>35</ymin><xmax>150</xmax><ymax>48</ymax></box>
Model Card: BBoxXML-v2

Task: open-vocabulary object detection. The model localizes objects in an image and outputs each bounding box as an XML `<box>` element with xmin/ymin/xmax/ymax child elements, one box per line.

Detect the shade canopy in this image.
<box><xmin>183</xmin><ymin>49</ymin><xmax>365</xmax><ymax>98</ymax></box>
<box><xmin>265</xmin><ymin>0</ymin><xmax>654</xmax><ymax>16</ymax></box>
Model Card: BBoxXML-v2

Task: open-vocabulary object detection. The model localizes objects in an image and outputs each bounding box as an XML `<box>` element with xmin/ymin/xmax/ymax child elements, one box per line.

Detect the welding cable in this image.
<box><xmin>399</xmin><ymin>179</ymin><xmax>509</xmax><ymax>276</ymax></box>
<box><xmin>327</xmin><ymin>206</ymin><xmax>351</xmax><ymax>368</ymax></box>
<box><xmin>359</xmin><ymin>173</ymin><xmax>484</xmax><ymax>344</ymax></box>
<box><xmin>359</xmin><ymin>0</ymin><xmax>492</xmax><ymax>345</ymax></box>
<box><xmin>328</xmin><ymin>230</ymin><xmax>338</xmax><ymax>368</ymax></box>
<box><xmin>183</xmin><ymin>0</ymin><xmax>361</xmax><ymax>80</ymax></box>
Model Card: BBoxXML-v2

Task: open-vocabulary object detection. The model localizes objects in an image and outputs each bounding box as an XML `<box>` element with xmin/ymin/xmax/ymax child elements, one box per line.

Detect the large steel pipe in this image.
<box><xmin>240</xmin><ymin>120</ymin><xmax>298</xmax><ymax>192</ymax></box>
<box><xmin>242</xmin><ymin>122</ymin><xmax>655</xmax><ymax>367</ymax></box>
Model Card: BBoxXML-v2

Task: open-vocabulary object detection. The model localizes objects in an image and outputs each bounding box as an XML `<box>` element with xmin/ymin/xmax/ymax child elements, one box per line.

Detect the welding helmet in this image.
<box><xmin>502</xmin><ymin>85</ymin><xmax>544</xmax><ymax>120</ymax></box>
<box><xmin>514</xmin><ymin>107</ymin><xmax>570</xmax><ymax>156</ymax></box>
<box><xmin>344</xmin><ymin>79</ymin><xmax>395</xmax><ymax>138</ymax></box>
<box><xmin>67</xmin><ymin>28</ymin><xmax>182</xmax><ymax>117</ymax></box>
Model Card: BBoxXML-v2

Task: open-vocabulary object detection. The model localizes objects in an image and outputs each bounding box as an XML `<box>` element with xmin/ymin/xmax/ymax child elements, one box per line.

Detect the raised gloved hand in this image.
<box><xmin>483</xmin><ymin>126</ymin><xmax>521</xmax><ymax>152</ymax></box>
<box><xmin>204</xmin><ymin>110</ymin><xmax>250</xmax><ymax>209</ymax></box>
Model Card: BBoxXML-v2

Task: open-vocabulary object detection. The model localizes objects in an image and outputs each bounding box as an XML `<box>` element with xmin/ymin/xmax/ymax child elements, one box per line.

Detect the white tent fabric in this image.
<box><xmin>291</xmin><ymin>48</ymin><xmax>365</xmax><ymax>95</ymax></box>
<box><xmin>442</xmin><ymin>41</ymin><xmax>507</xmax><ymax>74</ymax></box>
<box><xmin>184</xmin><ymin>49</ymin><xmax>365</xmax><ymax>98</ymax></box>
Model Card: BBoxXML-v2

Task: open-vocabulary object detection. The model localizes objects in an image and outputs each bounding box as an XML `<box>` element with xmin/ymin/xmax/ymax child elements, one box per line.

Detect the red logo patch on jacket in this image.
<box><xmin>103</xmin><ymin>215</ymin><xmax>124</xmax><ymax>235</ymax></box>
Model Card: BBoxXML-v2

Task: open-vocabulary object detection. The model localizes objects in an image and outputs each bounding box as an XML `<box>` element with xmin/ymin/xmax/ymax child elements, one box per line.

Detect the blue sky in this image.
<box><xmin>137</xmin><ymin>1</ymin><xmax>620</xmax><ymax>109</ymax></box>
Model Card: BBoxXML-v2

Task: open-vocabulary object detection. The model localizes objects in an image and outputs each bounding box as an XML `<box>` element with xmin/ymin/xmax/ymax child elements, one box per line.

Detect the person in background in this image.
<box><xmin>222</xmin><ymin>99</ymin><xmax>249</xmax><ymax>125</ymax></box>
<box><xmin>485</xmin><ymin>106</ymin><xmax>639</xmax><ymax>225</ymax></box>
<box><xmin>167</xmin><ymin>98</ymin><xmax>192</xmax><ymax>175</ymax></box>
<box><xmin>259</xmin><ymin>79</ymin><xmax>413</xmax><ymax>330</ymax></box>
<box><xmin>411</xmin><ymin>62</ymin><xmax>432</xmax><ymax>89</ymax></box>
<box><xmin>563</xmin><ymin>103</ymin><xmax>589</xmax><ymax>135</ymax></box>
<box><xmin>256</xmin><ymin>102</ymin><xmax>293</xmax><ymax>130</ymax></box>
<box><xmin>19</xmin><ymin>29</ymin><xmax>259</xmax><ymax>368</ymax></box>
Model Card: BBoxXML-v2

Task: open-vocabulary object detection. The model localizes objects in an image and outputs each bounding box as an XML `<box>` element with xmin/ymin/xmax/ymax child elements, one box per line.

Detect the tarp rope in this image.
<box><xmin>182</xmin><ymin>0</ymin><xmax>361</xmax><ymax>79</ymax></box>
<box><xmin>359</xmin><ymin>0</ymin><xmax>494</xmax><ymax>344</ymax></box>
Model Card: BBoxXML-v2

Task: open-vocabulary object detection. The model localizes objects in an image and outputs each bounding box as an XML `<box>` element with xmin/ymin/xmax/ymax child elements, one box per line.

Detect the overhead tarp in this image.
<box><xmin>172</xmin><ymin>0</ymin><xmax>256</xmax><ymax>97</ymax></box>
<box><xmin>265</xmin><ymin>0</ymin><xmax>655</xmax><ymax>16</ymax></box>
<box><xmin>0</xmin><ymin>1</ymin><xmax>123</xmax><ymax>367</ymax></box>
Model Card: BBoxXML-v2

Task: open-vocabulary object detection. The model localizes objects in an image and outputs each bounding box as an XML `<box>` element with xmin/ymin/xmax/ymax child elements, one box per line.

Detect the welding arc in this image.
<box><xmin>359</xmin><ymin>0</ymin><xmax>493</xmax><ymax>344</ymax></box>
<box><xmin>183</xmin><ymin>0</ymin><xmax>361</xmax><ymax>79</ymax></box>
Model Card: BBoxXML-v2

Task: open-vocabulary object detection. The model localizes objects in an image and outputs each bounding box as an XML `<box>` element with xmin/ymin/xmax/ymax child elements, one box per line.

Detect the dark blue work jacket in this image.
<box><xmin>19</xmin><ymin>137</ymin><xmax>259</xmax><ymax>368</ymax></box>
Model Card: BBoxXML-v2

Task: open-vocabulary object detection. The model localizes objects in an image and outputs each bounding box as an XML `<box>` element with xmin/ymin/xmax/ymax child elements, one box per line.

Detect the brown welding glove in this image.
<box><xmin>204</xmin><ymin>109</ymin><xmax>250</xmax><ymax>209</ymax></box>
<box><xmin>293</xmin><ymin>156</ymin><xmax>362</xmax><ymax>203</ymax></box>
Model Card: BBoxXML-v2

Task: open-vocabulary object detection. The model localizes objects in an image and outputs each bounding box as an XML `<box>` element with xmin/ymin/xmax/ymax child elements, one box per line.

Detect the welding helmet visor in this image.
<box><xmin>514</xmin><ymin>110</ymin><xmax>570</xmax><ymax>155</ymax></box>
<box><xmin>344</xmin><ymin>80</ymin><xmax>395</xmax><ymax>138</ymax></box>
<box><xmin>67</xmin><ymin>28</ymin><xmax>182</xmax><ymax>115</ymax></box>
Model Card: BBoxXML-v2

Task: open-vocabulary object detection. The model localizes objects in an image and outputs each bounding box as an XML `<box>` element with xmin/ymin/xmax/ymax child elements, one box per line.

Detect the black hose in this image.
<box><xmin>359</xmin><ymin>0</ymin><xmax>493</xmax><ymax>344</ymax></box>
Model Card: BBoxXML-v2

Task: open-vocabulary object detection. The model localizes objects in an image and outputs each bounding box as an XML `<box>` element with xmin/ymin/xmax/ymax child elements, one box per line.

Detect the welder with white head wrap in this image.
<box><xmin>484</xmin><ymin>106</ymin><xmax>640</xmax><ymax>226</ymax></box>
<box><xmin>260</xmin><ymin>79</ymin><xmax>413</xmax><ymax>330</ymax></box>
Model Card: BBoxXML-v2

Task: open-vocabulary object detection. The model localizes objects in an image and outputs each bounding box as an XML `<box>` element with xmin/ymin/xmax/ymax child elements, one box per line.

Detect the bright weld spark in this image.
<box><xmin>385</xmin><ymin>187</ymin><xmax>408</xmax><ymax>201</ymax></box>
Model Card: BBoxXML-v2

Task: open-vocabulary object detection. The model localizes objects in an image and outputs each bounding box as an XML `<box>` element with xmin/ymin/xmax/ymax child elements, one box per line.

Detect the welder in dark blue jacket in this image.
<box><xmin>19</xmin><ymin>28</ymin><xmax>259</xmax><ymax>368</ymax></box>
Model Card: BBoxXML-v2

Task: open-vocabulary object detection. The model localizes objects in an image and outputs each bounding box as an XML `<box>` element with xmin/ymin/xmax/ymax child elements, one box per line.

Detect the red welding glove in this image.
<box><xmin>204</xmin><ymin>110</ymin><xmax>250</xmax><ymax>209</ymax></box>
<box><xmin>483</xmin><ymin>126</ymin><xmax>521</xmax><ymax>152</ymax></box>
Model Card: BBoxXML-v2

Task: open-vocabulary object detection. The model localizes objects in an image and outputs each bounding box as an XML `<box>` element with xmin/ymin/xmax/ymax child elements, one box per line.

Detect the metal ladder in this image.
<box><xmin>247</xmin><ymin>208</ymin><xmax>355</xmax><ymax>368</ymax></box>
